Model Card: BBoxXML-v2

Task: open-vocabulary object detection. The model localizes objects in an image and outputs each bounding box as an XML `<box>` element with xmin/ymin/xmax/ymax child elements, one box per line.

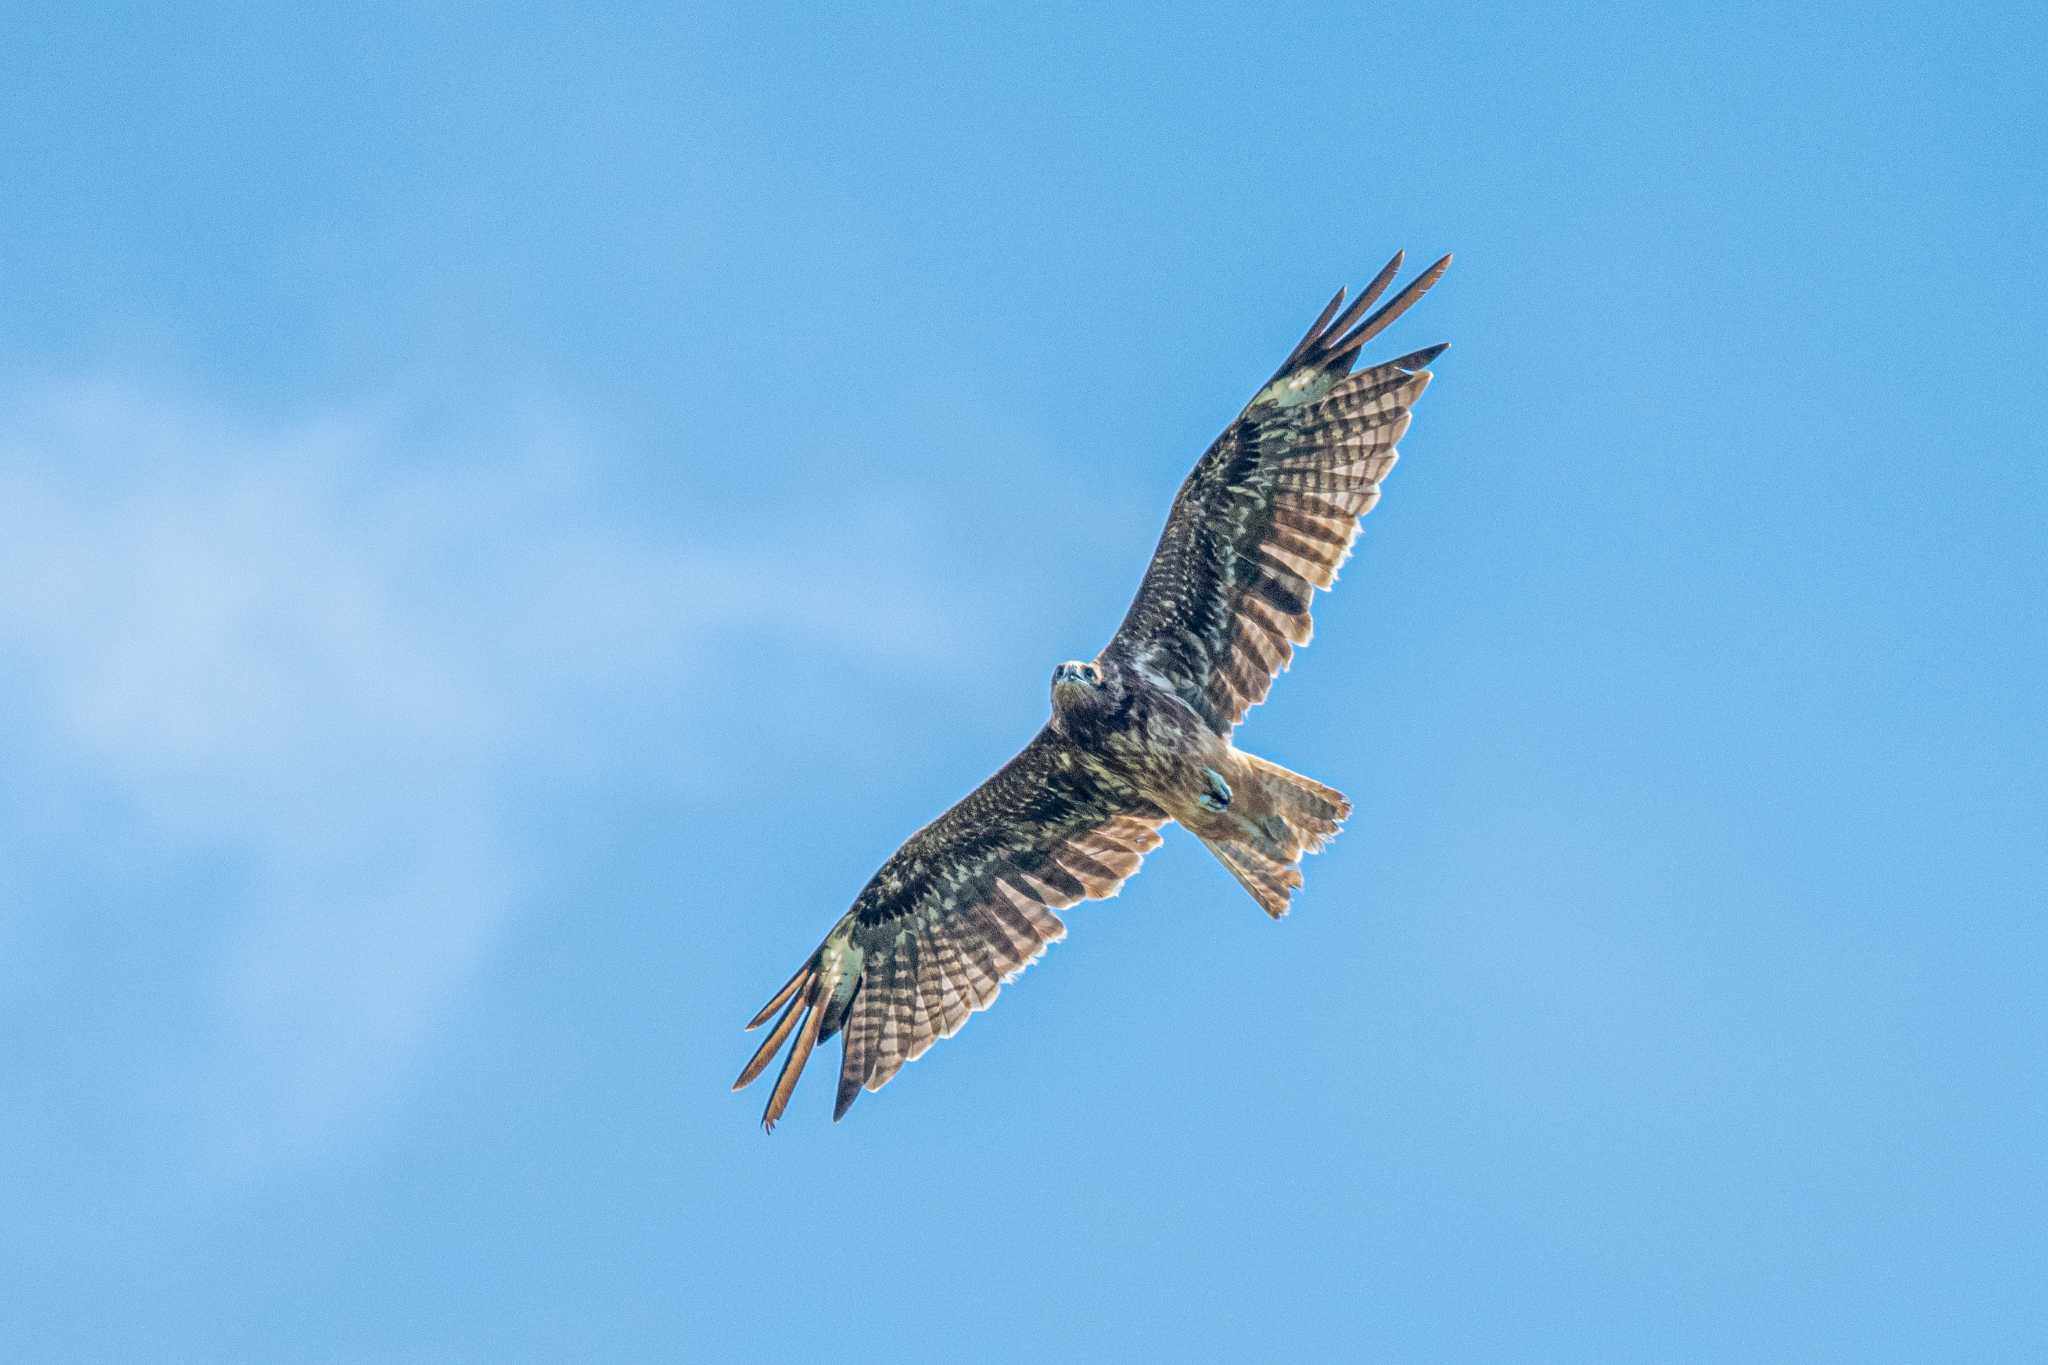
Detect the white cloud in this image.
<box><xmin>0</xmin><ymin>369</ymin><xmax>966</xmax><ymax>1189</ymax></box>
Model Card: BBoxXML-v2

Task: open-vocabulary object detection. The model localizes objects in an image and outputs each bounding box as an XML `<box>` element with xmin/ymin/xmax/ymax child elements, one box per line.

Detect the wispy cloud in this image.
<box><xmin>0</xmin><ymin>368</ymin><xmax>969</xmax><ymax>1194</ymax></box>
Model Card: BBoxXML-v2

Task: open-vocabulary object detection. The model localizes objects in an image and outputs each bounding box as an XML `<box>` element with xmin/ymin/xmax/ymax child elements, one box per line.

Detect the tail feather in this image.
<box><xmin>1243</xmin><ymin>754</ymin><xmax>1349</xmax><ymax>852</ymax></box>
<box><xmin>1199</xmin><ymin>754</ymin><xmax>1352</xmax><ymax>918</ymax></box>
<box><xmin>1203</xmin><ymin>836</ymin><xmax>1303</xmax><ymax>918</ymax></box>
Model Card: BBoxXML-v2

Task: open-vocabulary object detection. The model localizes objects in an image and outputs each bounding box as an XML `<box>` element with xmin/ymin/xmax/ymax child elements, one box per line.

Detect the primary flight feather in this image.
<box><xmin>735</xmin><ymin>251</ymin><xmax>1451</xmax><ymax>1130</ymax></box>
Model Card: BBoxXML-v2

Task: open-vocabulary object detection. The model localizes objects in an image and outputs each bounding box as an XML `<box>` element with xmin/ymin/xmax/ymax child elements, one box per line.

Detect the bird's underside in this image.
<box><xmin>735</xmin><ymin>250</ymin><xmax>1450</xmax><ymax>1130</ymax></box>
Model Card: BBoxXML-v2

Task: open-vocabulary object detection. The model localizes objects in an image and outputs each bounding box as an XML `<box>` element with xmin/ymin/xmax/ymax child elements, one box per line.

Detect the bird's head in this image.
<box><xmin>1049</xmin><ymin>659</ymin><xmax>1107</xmax><ymax>715</ymax></box>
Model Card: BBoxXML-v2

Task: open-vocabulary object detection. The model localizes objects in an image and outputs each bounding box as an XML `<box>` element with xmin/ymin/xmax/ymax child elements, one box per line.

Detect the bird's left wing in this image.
<box><xmin>734</xmin><ymin>727</ymin><xmax>1165</xmax><ymax>1129</ymax></box>
<box><xmin>1106</xmin><ymin>252</ymin><xmax>1449</xmax><ymax>733</ymax></box>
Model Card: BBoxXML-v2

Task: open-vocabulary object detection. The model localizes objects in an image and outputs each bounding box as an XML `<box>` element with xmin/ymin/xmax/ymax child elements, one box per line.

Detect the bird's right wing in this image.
<box><xmin>734</xmin><ymin>726</ymin><xmax>1166</xmax><ymax>1130</ymax></box>
<box><xmin>1106</xmin><ymin>252</ymin><xmax>1449</xmax><ymax>733</ymax></box>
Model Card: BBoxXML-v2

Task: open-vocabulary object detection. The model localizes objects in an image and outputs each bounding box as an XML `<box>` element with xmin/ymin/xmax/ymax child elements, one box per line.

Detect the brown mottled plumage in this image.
<box><xmin>735</xmin><ymin>251</ymin><xmax>1450</xmax><ymax>1129</ymax></box>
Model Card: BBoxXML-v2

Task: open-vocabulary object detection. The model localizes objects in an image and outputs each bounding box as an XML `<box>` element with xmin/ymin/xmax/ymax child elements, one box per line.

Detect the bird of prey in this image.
<box><xmin>735</xmin><ymin>251</ymin><xmax>1450</xmax><ymax>1130</ymax></box>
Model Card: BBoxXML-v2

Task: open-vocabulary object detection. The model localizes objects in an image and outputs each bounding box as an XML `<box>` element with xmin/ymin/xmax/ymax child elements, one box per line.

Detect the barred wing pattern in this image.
<box><xmin>734</xmin><ymin>728</ymin><xmax>1165</xmax><ymax>1129</ymax></box>
<box><xmin>1107</xmin><ymin>252</ymin><xmax>1449</xmax><ymax>733</ymax></box>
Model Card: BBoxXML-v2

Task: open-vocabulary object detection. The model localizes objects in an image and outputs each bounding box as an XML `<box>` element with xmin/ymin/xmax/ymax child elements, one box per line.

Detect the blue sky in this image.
<box><xmin>2</xmin><ymin>3</ymin><xmax>2043</xmax><ymax>1360</ymax></box>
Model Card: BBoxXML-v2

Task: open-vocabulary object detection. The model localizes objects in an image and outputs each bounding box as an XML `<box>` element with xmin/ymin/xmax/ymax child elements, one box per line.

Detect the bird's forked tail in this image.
<box><xmin>1196</xmin><ymin>753</ymin><xmax>1350</xmax><ymax>918</ymax></box>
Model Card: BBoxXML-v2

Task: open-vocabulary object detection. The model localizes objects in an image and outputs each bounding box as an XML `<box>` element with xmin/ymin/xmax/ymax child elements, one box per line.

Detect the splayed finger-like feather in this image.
<box><xmin>1314</xmin><ymin>251</ymin><xmax>1404</xmax><ymax>355</ymax></box>
<box><xmin>745</xmin><ymin>961</ymin><xmax>814</xmax><ymax>1030</ymax></box>
<box><xmin>1323</xmin><ymin>254</ymin><xmax>1451</xmax><ymax>367</ymax></box>
<box><xmin>760</xmin><ymin>994</ymin><xmax>822</xmax><ymax>1132</ymax></box>
<box><xmin>1276</xmin><ymin>285</ymin><xmax>1349</xmax><ymax>373</ymax></box>
<box><xmin>733</xmin><ymin>987</ymin><xmax>808</xmax><ymax>1091</ymax></box>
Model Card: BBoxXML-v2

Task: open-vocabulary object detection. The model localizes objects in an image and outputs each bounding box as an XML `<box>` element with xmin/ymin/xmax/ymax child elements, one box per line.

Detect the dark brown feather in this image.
<box><xmin>1276</xmin><ymin>285</ymin><xmax>1350</xmax><ymax>373</ymax></box>
<box><xmin>1316</xmin><ymin>251</ymin><xmax>1404</xmax><ymax>354</ymax></box>
<box><xmin>1323</xmin><ymin>254</ymin><xmax>1452</xmax><ymax>368</ymax></box>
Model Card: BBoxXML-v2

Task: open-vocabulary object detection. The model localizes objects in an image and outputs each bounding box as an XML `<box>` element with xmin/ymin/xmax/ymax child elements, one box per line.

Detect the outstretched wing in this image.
<box><xmin>734</xmin><ymin>728</ymin><xmax>1165</xmax><ymax>1130</ymax></box>
<box><xmin>1106</xmin><ymin>251</ymin><xmax>1450</xmax><ymax>733</ymax></box>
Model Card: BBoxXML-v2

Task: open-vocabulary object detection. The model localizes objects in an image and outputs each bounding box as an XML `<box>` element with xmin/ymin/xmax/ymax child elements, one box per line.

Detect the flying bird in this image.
<box><xmin>735</xmin><ymin>251</ymin><xmax>1451</xmax><ymax>1130</ymax></box>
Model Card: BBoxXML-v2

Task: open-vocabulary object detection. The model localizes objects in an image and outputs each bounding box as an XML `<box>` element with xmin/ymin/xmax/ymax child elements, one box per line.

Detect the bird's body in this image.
<box><xmin>1048</xmin><ymin>653</ymin><xmax>1345</xmax><ymax>908</ymax></box>
<box><xmin>735</xmin><ymin>251</ymin><xmax>1451</xmax><ymax>1129</ymax></box>
<box><xmin>1047</xmin><ymin>654</ymin><xmax>1218</xmax><ymax>819</ymax></box>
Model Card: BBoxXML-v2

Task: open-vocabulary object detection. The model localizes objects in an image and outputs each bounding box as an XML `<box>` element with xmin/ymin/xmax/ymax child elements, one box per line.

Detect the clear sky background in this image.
<box><xmin>2</xmin><ymin>4</ymin><xmax>2043</xmax><ymax>1361</ymax></box>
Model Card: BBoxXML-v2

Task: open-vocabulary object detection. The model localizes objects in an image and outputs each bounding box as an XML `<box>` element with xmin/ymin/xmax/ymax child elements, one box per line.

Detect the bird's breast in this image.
<box><xmin>1075</xmin><ymin>687</ymin><xmax>1220</xmax><ymax>799</ymax></box>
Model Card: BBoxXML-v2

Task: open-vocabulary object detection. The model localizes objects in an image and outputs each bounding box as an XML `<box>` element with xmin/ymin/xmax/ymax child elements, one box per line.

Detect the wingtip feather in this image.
<box><xmin>1311</xmin><ymin>250</ymin><xmax>1401</xmax><ymax>354</ymax></box>
<box><xmin>1391</xmin><ymin>341</ymin><xmax>1449</xmax><ymax>371</ymax></box>
<box><xmin>1278</xmin><ymin>285</ymin><xmax>1349</xmax><ymax>372</ymax></box>
<box><xmin>759</xmin><ymin>992</ymin><xmax>824</xmax><ymax>1133</ymax></box>
<box><xmin>745</xmin><ymin>961</ymin><xmax>815</xmax><ymax>1030</ymax></box>
<box><xmin>733</xmin><ymin>987</ymin><xmax>807</xmax><ymax>1091</ymax></box>
<box><xmin>1325</xmin><ymin>254</ymin><xmax>1453</xmax><ymax>366</ymax></box>
<box><xmin>1345</xmin><ymin>251</ymin><xmax>1406</xmax><ymax>327</ymax></box>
